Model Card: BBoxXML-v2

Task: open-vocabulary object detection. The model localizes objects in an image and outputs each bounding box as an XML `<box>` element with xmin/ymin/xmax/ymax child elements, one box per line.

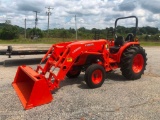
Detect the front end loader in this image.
<box><xmin>12</xmin><ymin>16</ymin><xmax>147</xmax><ymax>110</ymax></box>
<box><xmin>12</xmin><ymin>40</ymin><xmax>109</xmax><ymax>109</ymax></box>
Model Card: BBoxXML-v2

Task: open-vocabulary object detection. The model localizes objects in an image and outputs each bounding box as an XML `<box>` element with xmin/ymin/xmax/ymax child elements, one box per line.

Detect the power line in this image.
<box><xmin>24</xmin><ymin>18</ymin><xmax>26</xmax><ymax>39</ymax></box>
<box><xmin>75</xmin><ymin>15</ymin><xmax>78</xmax><ymax>40</ymax></box>
<box><xmin>33</xmin><ymin>11</ymin><xmax>40</xmax><ymax>29</ymax></box>
<box><xmin>46</xmin><ymin>6</ymin><xmax>54</xmax><ymax>37</ymax></box>
<box><xmin>33</xmin><ymin>11</ymin><xmax>40</xmax><ymax>36</ymax></box>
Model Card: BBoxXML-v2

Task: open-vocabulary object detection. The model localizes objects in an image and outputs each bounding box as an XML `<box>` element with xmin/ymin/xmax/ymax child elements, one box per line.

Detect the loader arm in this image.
<box><xmin>37</xmin><ymin>40</ymin><xmax>107</xmax><ymax>91</ymax></box>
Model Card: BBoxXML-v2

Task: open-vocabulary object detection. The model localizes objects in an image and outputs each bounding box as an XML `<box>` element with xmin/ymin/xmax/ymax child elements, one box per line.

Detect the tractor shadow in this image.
<box><xmin>51</xmin><ymin>74</ymin><xmax>88</xmax><ymax>94</ymax></box>
<box><xmin>105</xmin><ymin>71</ymin><xmax>126</xmax><ymax>81</ymax></box>
<box><xmin>52</xmin><ymin>71</ymin><xmax>128</xmax><ymax>94</ymax></box>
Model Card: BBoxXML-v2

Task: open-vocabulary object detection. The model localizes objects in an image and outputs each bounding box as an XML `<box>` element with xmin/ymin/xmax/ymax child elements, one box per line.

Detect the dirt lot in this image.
<box><xmin>0</xmin><ymin>45</ymin><xmax>160</xmax><ymax>120</ymax></box>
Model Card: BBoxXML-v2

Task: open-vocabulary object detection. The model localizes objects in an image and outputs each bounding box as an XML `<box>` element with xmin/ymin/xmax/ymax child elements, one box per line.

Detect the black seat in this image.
<box><xmin>109</xmin><ymin>36</ymin><xmax>124</xmax><ymax>54</ymax></box>
<box><xmin>114</xmin><ymin>36</ymin><xmax>124</xmax><ymax>46</ymax></box>
<box><xmin>125</xmin><ymin>33</ymin><xmax>134</xmax><ymax>42</ymax></box>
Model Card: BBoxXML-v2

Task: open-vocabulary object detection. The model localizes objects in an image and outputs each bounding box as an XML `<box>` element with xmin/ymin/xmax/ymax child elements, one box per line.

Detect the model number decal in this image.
<box><xmin>85</xmin><ymin>43</ymin><xmax>94</xmax><ymax>46</ymax></box>
<box><xmin>72</xmin><ymin>47</ymin><xmax>81</xmax><ymax>53</ymax></box>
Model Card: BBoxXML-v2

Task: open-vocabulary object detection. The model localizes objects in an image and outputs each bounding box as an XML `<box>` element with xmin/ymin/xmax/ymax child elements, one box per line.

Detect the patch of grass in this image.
<box><xmin>0</xmin><ymin>38</ymin><xmax>160</xmax><ymax>47</ymax></box>
<box><xmin>0</xmin><ymin>38</ymin><xmax>74</xmax><ymax>44</ymax></box>
<box><xmin>140</xmin><ymin>41</ymin><xmax>160</xmax><ymax>46</ymax></box>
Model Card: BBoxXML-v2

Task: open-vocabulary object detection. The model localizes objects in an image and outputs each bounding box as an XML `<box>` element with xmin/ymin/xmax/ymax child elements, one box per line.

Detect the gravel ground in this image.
<box><xmin>0</xmin><ymin>45</ymin><xmax>160</xmax><ymax>120</ymax></box>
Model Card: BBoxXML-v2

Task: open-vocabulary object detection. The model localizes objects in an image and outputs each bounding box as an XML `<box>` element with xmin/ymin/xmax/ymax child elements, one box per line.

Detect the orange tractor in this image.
<box><xmin>12</xmin><ymin>16</ymin><xmax>147</xmax><ymax>110</ymax></box>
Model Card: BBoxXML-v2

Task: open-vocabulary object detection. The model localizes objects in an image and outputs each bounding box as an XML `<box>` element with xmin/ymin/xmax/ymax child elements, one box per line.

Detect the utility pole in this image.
<box><xmin>33</xmin><ymin>11</ymin><xmax>40</xmax><ymax>36</ymax></box>
<box><xmin>75</xmin><ymin>15</ymin><xmax>77</xmax><ymax>40</ymax></box>
<box><xmin>46</xmin><ymin>6</ymin><xmax>54</xmax><ymax>37</ymax></box>
<box><xmin>24</xmin><ymin>18</ymin><xmax>26</xmax><ymax>39</ymax></box>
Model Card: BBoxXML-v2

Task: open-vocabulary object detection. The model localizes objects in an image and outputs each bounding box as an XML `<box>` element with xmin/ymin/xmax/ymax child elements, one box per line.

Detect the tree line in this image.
<box><xmin>0</xmin><ymin>23</ymin><xmax>160</xmax><ymax>41</ymax></box>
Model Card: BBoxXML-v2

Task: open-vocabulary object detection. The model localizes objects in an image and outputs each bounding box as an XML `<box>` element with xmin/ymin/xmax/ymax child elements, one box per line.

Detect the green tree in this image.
<box><xmin>29</xmin><ymin>28</ymin><xmax>43</xmax><ymax>38</ymax></box>
<box><xmin>0</xmin><ymin>24</ymin><xmax>19</xmax><ymax>40</ymax></box>
<box><xmin>60</xmin><ymin>29</ymin><xmax>71</xmax><ymax>38</ymax></box>
<box><xmin>69</xmin><ymin>27</ymin><xmax>75</xmax><ymax>34</ymax></box>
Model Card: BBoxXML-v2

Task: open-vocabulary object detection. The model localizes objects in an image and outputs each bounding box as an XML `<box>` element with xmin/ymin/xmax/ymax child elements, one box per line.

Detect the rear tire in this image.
<box><xmin>84</xmin><ymin>64</ymin><xmax>105</xmax><ymax>88</ymax></box>
<box><xmin>120</xmin><ymin>46</ymin><xmax>147</xmax><ymax>80</ymax></box>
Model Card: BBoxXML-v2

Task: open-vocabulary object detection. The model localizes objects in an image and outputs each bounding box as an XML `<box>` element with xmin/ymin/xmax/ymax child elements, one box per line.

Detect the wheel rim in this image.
<box><xmin>92</xmin><ymin>70</ymin><xmax>102</xmax><ymax>84</ymax></box>
<box><xmin>132</xmin><ymin>54</ymin><xmax>144</xmax><ymax>73</ymax></box>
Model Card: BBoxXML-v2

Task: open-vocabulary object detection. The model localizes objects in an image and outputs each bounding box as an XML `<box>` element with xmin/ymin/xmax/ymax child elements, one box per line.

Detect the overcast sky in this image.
<box><xmin>0</xmin><ymin>0</ymin><xmax>160</xmax><ymax>30</ymax></box>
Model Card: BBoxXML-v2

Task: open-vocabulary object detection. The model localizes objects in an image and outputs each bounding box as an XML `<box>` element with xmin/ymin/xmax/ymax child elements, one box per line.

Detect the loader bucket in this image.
<box><xmin>12</xmin><ymin>66</ymin><xmax>53</xmax><ymax>110</ymax></box>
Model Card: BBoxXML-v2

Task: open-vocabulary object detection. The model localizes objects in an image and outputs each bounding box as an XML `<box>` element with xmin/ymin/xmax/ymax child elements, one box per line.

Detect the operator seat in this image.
<box><xmin>109</xmin><ymin>36</ymin><xmax>124</xmax><ymax>54</ymax></box>
<box><xmin>125</xmin><ymin>33</ymin><xmax>134</xmax><ymax>42</ymax></box>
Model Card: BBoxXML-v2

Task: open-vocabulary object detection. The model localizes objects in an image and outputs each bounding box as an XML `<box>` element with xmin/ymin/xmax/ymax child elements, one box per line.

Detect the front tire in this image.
<box><xmin>120</xmin><ymin>46</ymin><xmax>147</xmax><ymax>80</ymax></box>
<box><xmin>84</xmin><ymin>64</ymin><xmax>105</xmax><ymax>88</ymax></box>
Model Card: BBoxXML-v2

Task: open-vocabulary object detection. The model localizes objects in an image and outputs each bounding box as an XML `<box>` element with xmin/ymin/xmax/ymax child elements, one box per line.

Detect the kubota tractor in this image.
<box><xmin>12</xmin><ymin>16</ymin><xmax>147</xmax><ymax>110</ymax></box>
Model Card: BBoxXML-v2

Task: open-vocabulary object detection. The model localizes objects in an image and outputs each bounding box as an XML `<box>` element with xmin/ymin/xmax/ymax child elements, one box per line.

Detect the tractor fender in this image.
<box><xmin>117</xmin><ymin>42</ymin><xmax>140</xmax><ymax>63</ymax></box>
